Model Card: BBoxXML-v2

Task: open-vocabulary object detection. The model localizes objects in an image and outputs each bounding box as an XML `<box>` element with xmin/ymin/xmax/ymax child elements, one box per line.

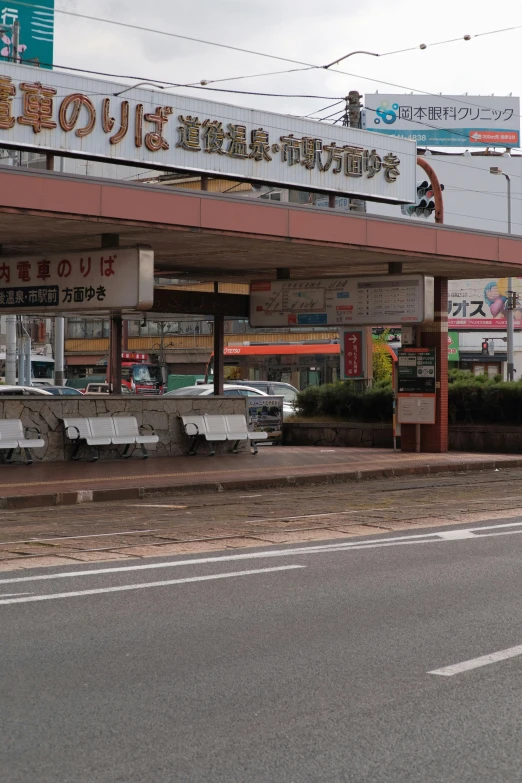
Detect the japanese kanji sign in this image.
<box><xmin>0</xmin><ymin>245</ymin><xmax>153</xmax><ymax>313</ymax></box>
<box><xmin>0</xmin><ymin>61</ymin><xmax>416</xmax><ymax>204</ymax></box>
<box><xmin>340</xmin><ymin>328</ymin><xmax>372</xmax><ymax>380</ymax></box>
<box><xmin>448</xmin><ymin>277</ymin><xmax>522</xmax><ymax>330</ymax></box>
<box><xmin>250</xmin><ymin>275</ymin><xmax>434</xmax><ymax>328</ymax></box>
<box><xmin>365</xmin><ymin>94</ymin><xmax>520</xmax><ymax>148</ymax></box>
<box><xmin>398</xmin><ymin>348</ymin><xmax>436</xmax><ymax>393</ymax></box>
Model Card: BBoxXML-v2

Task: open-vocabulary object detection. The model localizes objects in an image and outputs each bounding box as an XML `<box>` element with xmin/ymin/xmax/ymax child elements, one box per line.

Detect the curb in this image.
<box><xmin>0</xmin><ymin>457</ymin><xmax>521</xmax><ymax>511</ymax></box>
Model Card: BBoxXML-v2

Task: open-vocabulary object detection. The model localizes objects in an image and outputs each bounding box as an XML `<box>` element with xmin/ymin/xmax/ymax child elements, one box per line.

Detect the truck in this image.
<box><xmin>114</xmin><ymin>352</ymin><xmax>164</xmax><ymax>395</ymax></box>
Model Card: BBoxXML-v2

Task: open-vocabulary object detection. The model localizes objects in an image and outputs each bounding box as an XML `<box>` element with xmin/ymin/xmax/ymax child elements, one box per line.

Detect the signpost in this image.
<box><xmin>0</xmin><ymin>246</ymin><xmax>154</xmax><ymax>314</ymax></box>
<box><xmin>250</xmin><ymin>275</ymin><xmax>434</xmax><ymax>328</ymax></box>
<box><xmin>340</xmin><ymin>328</ymin><xmax>372</xmax><ymax>380</ymax></box>
<box><xmin>0</xmin><ymin>61</ymin><xmax>416</xmax><ymax>203</ymax></box>
<box><xmin>397</xmin><ymin>348</ymin><xmax>437</xmax><ymax>427</ymax></box>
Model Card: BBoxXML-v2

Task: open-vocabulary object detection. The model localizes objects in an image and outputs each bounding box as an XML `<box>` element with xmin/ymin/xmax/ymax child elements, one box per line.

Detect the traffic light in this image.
<box><xmin>481</xmin><ymin>339</ymin><xmax>495</xmax><ymax>356</ymax></box>
<box><xmin>482</xmin><ymin>339</ymin><xmax>489</xmax><ymax>356</ymax></box>
<box><xmin>401</xmin><ymin>181</ymin><xmax>445</xmax><ymax>219</ymax></box>
<box><xmin>507</xmin><ymin>291</ymin><xmax>519</xmax><ymax>311</ymax></box>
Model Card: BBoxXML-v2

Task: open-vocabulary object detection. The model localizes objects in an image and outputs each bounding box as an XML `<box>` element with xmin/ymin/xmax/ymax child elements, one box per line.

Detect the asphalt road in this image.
<box><xmin>3</xmin><ymin>519</ymin><xmax>522</xmax><ymax>782</ymax></box>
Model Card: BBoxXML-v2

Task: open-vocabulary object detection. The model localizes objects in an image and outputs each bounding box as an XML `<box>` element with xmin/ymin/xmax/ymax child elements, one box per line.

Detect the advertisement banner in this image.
<box><xmin>364</xmin><ymin>94</ymin><xmax>520</xmax><ymax>148</ymax></box>
<box><xmin>0</xmin><ymin>246</ymin><xmax>154</xmax><ymax>314</ymax></box>
<box><xmin>0</xmin><ymin>61</ymin><xmax>416</xmax><ymax>204</ymax></box>
<box><xmin>247</xmin><ymin>396</ymin><xmax>283</xmax><ymax>440</ymax></box>
<box><xmin>448</xmin><ymin>332</ymin><xmax>459</xmax><ymax>360</ymax></box>
<box><xmin>0</xmin><ymin>1</ymin><xmax>54</xmax><ymax>69</ymax></box>
<box><xmin>448</xmin><ymin>278</ymin><xmax>522</xmax><ymax>329</ymax></box>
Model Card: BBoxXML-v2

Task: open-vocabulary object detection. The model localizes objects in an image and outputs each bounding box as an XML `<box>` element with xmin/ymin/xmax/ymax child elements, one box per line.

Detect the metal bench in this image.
<box><xmin>0</xmin><ymin>419</ymin><xmax>44</xmax><ymax>464</ymax></box>
<box><xmin>180</xmin><ymin>414</ymin><xmax>268</xmax><ymax>456</ymax></box>
<box><xmin>63</xmin><ymin>416</ymin><xmax>158</xmax><ymax>461</ymax></box>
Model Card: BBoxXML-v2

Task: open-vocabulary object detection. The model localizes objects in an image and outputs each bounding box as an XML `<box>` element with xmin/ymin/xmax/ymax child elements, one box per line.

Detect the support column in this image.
<box><xmin>46</xmin><ymin>153</ymin><xmax>54</xmax><ymax>171</ymax></box>
<box><xmin>401</xmin><ymin>277</ymin><xmax>448</xmax><ymax>453</ymax></box>
<box><xmin>109</xmin><ymin>315</ymin><xmax>123</xmax><ymax>395</ymax></box>
<box><xmin>5</xmin><ymin>315</ymin><xmax>16</xmax><ymax>385</ymax></box>
<box><xmin>213</xmin><ymin>281</ymin><xmax>224</xmax><ymax>395</ymax></box>
<box><xmin>54</xmin><ymin>316</ymin><xmax>65</xmax><ymax>386</ymax></box>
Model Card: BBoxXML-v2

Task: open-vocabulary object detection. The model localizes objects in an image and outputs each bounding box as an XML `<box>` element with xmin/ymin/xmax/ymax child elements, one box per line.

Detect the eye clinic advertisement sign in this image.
<box><xmin>364</xmin><ymin>94</ymin><xmax>520</xmax><ymax>148</ymax></box>
<box><xmin>0</xmin><ymin>61</ymin><xmax>415</xmax><ymax>203</ymax></box>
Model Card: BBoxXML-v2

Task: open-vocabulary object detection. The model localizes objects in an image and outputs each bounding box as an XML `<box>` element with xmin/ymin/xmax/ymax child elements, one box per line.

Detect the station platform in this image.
<box><xmin>0</xmin><ymin>447</ymin><xmax>520</xmax><ymax>510</ymax></box>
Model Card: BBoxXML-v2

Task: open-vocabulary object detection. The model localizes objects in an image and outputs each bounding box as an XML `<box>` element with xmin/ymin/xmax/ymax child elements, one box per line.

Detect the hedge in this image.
<box><xmin>294</xmin><ymin>378</ymin><xmax>522</xmax><ymax>425</ymax></box>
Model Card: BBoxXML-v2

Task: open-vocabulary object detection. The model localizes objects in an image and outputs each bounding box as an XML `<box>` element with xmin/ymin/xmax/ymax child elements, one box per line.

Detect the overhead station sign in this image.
<box><xmin>0</xmin><ymin>246</ymin><xmax>154</xmax><ymax>314</ymax></box>
<box><xmin>0</xmin><ymin>61</ymin><xmax>415</xmax><ymax>203</ymax></box>
<box><xmin>250</xmin><ymin>275</ymin><xmax>434</xmax><ymax>328</ymax></box>
<box><xmin>364</xmin><ymin>94</ymin><xmax>520</xmax><ymax>148</ymax></box>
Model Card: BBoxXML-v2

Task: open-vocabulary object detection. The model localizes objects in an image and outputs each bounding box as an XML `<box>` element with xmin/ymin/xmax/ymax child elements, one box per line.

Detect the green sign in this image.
<box><xmin>448</xmin><ymin>331</ymin><xmax>459</xmax><ymax>361</ymax></box>
<box><xmin>1</xmin><ymin>2</ymin><xmax>54</xmax><ymax>69</ymax></box>
<box><xmin>398</xmin><ymin>348</ymin><xmax>436</xmax><ymax>393</ymax></box>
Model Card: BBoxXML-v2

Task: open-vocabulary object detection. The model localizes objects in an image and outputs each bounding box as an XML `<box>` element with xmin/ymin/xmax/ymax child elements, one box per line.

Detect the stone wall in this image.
<box><xmin>285</xmin><ymin>421</ymin><xmax>522</xmax><ymax>454</ymax></box>
<box><xmin>2</xmin><ymin>395</ymin><xmax>246</xmax><ymax>461</ymax></box>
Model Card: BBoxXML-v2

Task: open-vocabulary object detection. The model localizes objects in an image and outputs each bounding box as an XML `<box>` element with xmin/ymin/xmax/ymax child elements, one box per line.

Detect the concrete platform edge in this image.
<box><xmin>1</xmin><ymin>457</ymin><xmax>522</xmax><ymax>511</ymax></box>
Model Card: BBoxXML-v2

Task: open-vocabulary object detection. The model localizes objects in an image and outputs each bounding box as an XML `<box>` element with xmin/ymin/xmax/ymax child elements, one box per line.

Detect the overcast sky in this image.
<box><xmin>54</xmin><ymin>0</ymin><xmax>522</xmax><ymax>125</ymax></box>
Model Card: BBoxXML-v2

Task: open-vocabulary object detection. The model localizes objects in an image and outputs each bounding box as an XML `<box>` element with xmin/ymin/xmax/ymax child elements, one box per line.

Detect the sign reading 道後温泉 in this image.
<box><xmin>0</xmin><ymin>61</ymin><xmax>416</xmax><ymax>203</ymax></box>
<box><xmin>250</xmin><ymin>275</ymin><xmax>434</xmax><ymax>328</ymax></box>
<box><xmin>0</xmin><ymin>246</ymin><xmax>154</xmax><ymax>314</ymax></box>
<box><xmin>364</xmin><ymin>94</ymin><xmax>520</xmax><ymax>148</ymax></box>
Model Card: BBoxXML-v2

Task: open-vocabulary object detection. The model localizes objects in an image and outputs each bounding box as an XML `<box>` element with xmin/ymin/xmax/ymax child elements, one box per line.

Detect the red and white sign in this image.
<box><xmin>343</xmin><ymin>331</ymin><xmax>363</xmax><ymax>378</ymax></box>
<box><xmin>469</xmin><ymin>131</ymin><xmax>519</xmax><ymax>145</ymax></box>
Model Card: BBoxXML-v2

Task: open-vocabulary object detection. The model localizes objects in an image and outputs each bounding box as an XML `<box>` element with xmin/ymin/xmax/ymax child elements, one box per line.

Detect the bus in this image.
<box><xmin>205</xmin><ymin>340</ymin><xmax>399</xmax><ymax>390</ymax></box>
<box><xmin>0</xmin><ymin>352</ymin><xmax>55</xmax><ymax>386</ymax></box>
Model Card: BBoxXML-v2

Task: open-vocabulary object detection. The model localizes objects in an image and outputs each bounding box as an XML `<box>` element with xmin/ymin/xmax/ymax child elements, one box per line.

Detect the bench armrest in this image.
<box><xmin>184</xmin><ymin>422</ymin><xmax>199</xmax><ymax>436</ymax></box>
<box><xmin>65</xmin><ymin>425</ymin><xmax>81</xmax><ymax>440</ymax></box>
<box><xmin>139</xmin><ymin>423</ymin><xmax>156</xmax><ymax>435</ymax></box>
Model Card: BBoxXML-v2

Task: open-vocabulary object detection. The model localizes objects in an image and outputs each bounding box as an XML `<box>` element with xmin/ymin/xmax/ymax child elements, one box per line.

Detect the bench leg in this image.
<box><xmin>208</xmin><ymin>440</ymin><xmax>216</xmax><ymax>457</ymax></box>
<box><xmin>71</xmin><ymin>441</ymin><xmax>81</xmax><ymax>461</ymax></box>
<box><xmin>232</xmin><ymin>439</ymin><xmax>240</xmax><ymax>454</ymax></box>
<box><xmin>4</xmin><ymin>448</ymin><xmax>14</xmax><ymax>464</ymax></box>
<box><xmin>139</xmin><ymin>443</ymin><xmax>149</xmax><ymax>459</ymax></box>
<box><xmin>250</xmin><ymin>440</ymin><xmax>259</xmax><ymax>455</ymax></box>
<box><xmin>23</xmin><ymin>447</ymin><xmax>33</xmax><ymax>465</ymax></box>
<box><xmin>188</xmin><ymin>435</ymin><xmax>199</xmax><ymax>456</ymax></box>
<box><xmin>121</xmin><ymin>443</ymin><xmax>134</xmax><ymax>459</ymax></box>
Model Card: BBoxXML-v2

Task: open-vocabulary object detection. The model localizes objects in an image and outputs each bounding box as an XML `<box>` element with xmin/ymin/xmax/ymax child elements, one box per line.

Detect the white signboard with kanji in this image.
<box><xmin>0</xmin><ymin>245</ymin><xmax>153</xmax><ymax>313</ymax></box>
<box><xmin>0</xmin><ymin>62</ymin><xmax>416</xmax><ymax>204</ymax></box>
<box><xmin>250</xmin><ymin>275</ymin><xmax>434</xmax><ymax>327</ymax></box>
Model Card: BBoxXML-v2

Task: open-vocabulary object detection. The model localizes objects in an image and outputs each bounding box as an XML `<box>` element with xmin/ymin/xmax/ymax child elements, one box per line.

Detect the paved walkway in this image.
<box><xmin>0</xmin><ymin>447</ymin><xmax>520</xmax><ymax>509</ymax></box>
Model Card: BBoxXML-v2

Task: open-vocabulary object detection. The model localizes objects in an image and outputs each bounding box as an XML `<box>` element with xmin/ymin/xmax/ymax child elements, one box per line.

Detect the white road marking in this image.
<box><xmin>0</xmin><ymin>592</ymin><xmax>32</xmax><ymax>598</ymax></box>
<box><xmin>124</xmin><ymin>505</ymin><xmax>188</xmax><ymax>509</ymax></box>
<box><xmin>238</xmin><ymin>494</ymin><xmax>263</xmax><ymax>498</ymax></box>
<box><xmin>437</xmin><ymin>530</ymin><xmax>477</xmax><ymax>540</ymax></box>
<box><xmin>0</xmin><ymin>520</ymin><xmax>521</xmax><ymax>586</ymax></box>
<box><xmin>0</xmin><ymin>565</ymin><xmax>304</xmax><ymax>606</ymax></box>
<box><xmin>429</xmin><ymin>644</ymin><xmax>522</xmax><ymax>676</ymax></box>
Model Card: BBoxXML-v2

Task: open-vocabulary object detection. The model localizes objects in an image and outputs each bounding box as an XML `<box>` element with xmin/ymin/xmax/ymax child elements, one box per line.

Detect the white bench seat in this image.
<box><xmin>63</xmin><ymin>416</ymin><xmax>158</xmax><ymax>460</ymax></box>
<box><xmin>180</xmin><ymin>414</ymin><xmax>268</xmax><ymax>456</ymax></box>
<box><xmin>0</xmin><ymin>419</ymin><xmax>44</xmax><ymax>463</ymax></box>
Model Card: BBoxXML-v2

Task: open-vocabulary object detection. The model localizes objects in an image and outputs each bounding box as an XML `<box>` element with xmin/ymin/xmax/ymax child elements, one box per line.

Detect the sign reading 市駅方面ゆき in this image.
<box><xmin>364</xmin><ymin>94</ymin><xmax>520</xmax><ymax>148</ymax></box>
<box><xmin>0</xmin><ymin>61</ymin><xmax>416</xmax><ymax>204</ymax></box>
<box><xmin>250</xmin><ymin>275</ymin><xmax>434</xmax><ymax>328</ymax></box>
<box><xmin>0</xmin><ymin>246</ymin><xmax>154</xmax><ymax>314</ymax></box>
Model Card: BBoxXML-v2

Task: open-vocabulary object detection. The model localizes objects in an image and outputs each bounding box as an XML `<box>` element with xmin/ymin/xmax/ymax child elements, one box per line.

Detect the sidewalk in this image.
<box><xmin>0</xmin><ymin>447</ymin><xmax>521</xmax><ymax>510</ymax></box>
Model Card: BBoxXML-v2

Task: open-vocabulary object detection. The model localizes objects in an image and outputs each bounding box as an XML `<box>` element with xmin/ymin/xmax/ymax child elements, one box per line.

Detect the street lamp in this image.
<box><xmin>490</xmin><ymin>166</ymin><xmax>514</xmax><ymax>381</ymax></box>
<box><xmin>322</xmin><ymin>50</ymin><xmax>380</xmax><ymax>69</ymax></box>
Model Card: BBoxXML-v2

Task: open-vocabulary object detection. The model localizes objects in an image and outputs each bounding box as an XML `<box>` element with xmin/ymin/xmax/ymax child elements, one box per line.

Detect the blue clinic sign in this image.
<box><xmin>364</xmin><ymin>94</ymin><xmax>520</xmax><ymax>148</ymax></box>
<box><xmin>0</xmin><ymin>1</ymin><xmax>54</xmax><ymax>69</ymax></box>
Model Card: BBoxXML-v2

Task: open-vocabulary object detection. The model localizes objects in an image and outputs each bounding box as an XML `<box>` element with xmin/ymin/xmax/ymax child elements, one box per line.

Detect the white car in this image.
<box><xmin>0</xmin><ymin>385</ymin><xmax>53</xmax><ymax>396</ymax></box>
<box><xmin>164</xmin><ymin>383</ymin><xmax>294</xmax><ymax>420</ymax></box>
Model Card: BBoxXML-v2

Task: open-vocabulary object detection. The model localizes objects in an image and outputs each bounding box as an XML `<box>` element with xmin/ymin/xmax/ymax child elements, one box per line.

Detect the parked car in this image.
<box><xmin>0</xmin><ymin>385</ymin><xmax>52</xmax><ymax>396</ymax></box>
<box><xmin>44</xmin><ymin>386</ymin><xmax>84</xmax><ymax>396</ymax></box>
<box><xmin>232</xmin><ymin>380</ymin><xmax>299</xmax><ymax>404</ymax></box>
<box><xmin>164</xmin><ymin>383</ymin><xmax>294</xmax><ymax>420</ymax></box>
<box><xmin>84</xmin><ymin>383</ymin><xmax>132</xmax><ymax>395</ymax></box>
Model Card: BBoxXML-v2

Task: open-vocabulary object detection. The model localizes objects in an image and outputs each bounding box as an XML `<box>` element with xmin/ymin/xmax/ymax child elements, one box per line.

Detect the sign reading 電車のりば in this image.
<box><xmin>0</xmin><ymin>246</ymin><xmax>154</xmax><ymax>313</ymax></box>
<box><xmin>0</xmin><ymin>61</ymin><xmax>416</xmax><ymax>204</ymax></box>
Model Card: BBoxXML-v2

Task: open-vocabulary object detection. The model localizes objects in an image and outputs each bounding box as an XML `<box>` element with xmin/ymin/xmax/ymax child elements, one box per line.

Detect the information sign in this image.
<box><xmin>247</xmin><ymin>396</ymin><xmax>283</xmax><ymax>441</ymax></box>
<box><xmin>0</xmin><ymin>246</ymin><xmax>154</xmax><ymax>314</ymax></box>
<box><xmin>397</xmin><ymin>348</ymin><xmax>436</xmax><ymax>393</ymax></box>
<box><xmin>397</xmin><ymin>394</ymin><xmax>436</xmax><ymax>424</ymax></box>
<box><xmin>250</xmin><ymin>275</ymin><xmax>434</xmax><ymax>328</ymax></box>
